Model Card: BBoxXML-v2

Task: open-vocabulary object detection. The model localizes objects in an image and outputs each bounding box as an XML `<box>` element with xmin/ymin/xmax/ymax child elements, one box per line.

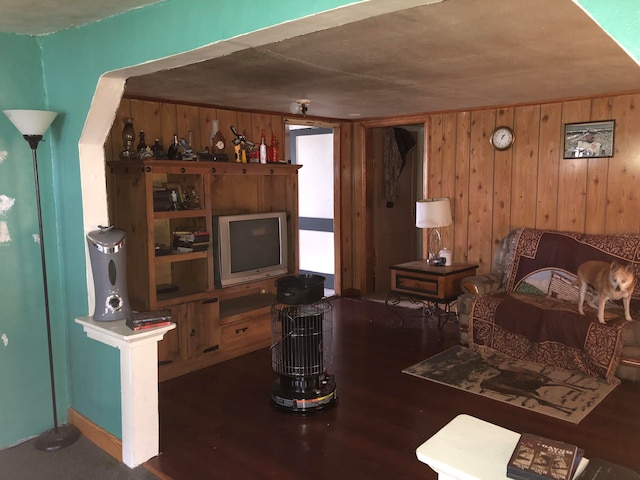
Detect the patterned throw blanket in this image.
<box><xmin>469</xmin><ymin>228</ymin><xmax>640</xmax><ymax>384</ymax></box>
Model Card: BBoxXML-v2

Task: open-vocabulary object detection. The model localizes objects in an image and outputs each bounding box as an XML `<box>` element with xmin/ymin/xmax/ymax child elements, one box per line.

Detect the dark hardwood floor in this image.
<box><xmin>146</xmin><ymin>297</ymin><xmax>640</xmax><ymax>480</ymax></box>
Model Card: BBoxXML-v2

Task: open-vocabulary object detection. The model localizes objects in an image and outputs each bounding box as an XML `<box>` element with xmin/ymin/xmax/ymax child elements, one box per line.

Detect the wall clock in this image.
<box><xmin>490</xmin><ymin>126</ymin><xmax>515</xmax><ymax>151</ymax></box>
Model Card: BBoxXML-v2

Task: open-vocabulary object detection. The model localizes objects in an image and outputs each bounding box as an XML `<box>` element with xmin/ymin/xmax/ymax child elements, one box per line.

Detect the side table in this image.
<box><xmin>386</xmin><ymin>261</ymin><xmax>477</xmax><ymax>331</ymax></box>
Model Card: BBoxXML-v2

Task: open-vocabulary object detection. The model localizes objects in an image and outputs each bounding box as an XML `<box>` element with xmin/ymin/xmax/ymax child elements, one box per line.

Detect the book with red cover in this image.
<box><xmin>126</xmin><ymin>309</ymin><xmax>172</xmax><ymax>331</ymax></box>
<box><xmin>128</xmin><ymin>320</ymin><xmax>172</xmax><ymax>331</ymax></box>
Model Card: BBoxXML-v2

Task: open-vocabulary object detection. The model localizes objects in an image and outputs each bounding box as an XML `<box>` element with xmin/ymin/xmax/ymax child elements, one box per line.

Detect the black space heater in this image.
<box><xmin>270</xmin><ymin>274</ymin><xmax>337</xmax><ymax>414</ymax></box>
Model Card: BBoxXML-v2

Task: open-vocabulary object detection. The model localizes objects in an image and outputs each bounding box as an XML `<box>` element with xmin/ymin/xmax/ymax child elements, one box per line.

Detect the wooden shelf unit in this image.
<box><xmin>107</xmin><ymin>159</ymin><xmax>300</xmax><ymax>381</ymax></box>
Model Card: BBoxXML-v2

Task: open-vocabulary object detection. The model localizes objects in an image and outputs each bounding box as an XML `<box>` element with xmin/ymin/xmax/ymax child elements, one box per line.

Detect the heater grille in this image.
<box><xmin>270</xmin><ymin>274</ymin><xmax>337</xmax><ymax>414</ymax></box>
<box><xmin>271</xmin><ymin>302</ymin><xmax>332</xmax><ymax>377</ymax></box>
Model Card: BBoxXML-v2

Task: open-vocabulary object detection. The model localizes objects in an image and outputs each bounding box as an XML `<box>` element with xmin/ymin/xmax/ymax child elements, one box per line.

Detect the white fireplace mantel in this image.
<box><xmin>75</xmin><ymin>316</ymin><xmax>175</xmax><ymax>468</ymax></box>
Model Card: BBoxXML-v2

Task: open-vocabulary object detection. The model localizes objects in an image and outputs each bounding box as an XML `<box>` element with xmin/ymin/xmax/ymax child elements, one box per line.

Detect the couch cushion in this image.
<box><xmin>469</xmin><ymin>292</ymin><xmax>626</xmax><ymax>384</ymax></box>
<box><xmin>503</xmin><ymin>229</ymin><xmax>640</xmax><ymax>309</ymax></box>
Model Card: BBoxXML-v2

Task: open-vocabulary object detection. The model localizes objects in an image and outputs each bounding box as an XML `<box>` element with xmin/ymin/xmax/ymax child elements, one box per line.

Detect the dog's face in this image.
<box><xmin>609</xmin><ymin>262</ymin><xmax>636</xmax><ymax>294</ymax></box>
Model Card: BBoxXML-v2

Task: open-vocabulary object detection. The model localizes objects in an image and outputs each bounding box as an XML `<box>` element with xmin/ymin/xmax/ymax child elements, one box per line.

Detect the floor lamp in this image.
<box><xmin>3</xmin><ymin>109</ymin><xmax>80</xmax><ymax>451</ymax></box>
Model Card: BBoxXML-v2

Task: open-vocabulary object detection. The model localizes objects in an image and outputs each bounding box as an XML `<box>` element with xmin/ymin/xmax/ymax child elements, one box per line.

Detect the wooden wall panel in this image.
<box><xmin>426</xmin><ymin>91</ymin><xmax>640</xmax><ymax>275</ymax></box>
<box><xmin>197</xmin><ymin>107</ymin><xmax>216</xmax><ymax>152</ymax></box>
<box><xmin>536</xmin><ymin>103</ymin><xmax>562</xmax><ymax>230</ymax></box>
<box><xmin>440</xmin><ymin>112</ymin><xmax>457</xmax><ymax>253</ymax></box>
<box><xmin>511</xmin><ymin>105</ymin><xmax>540</xmax><ymax>228</ymax></box>
<box><xmin>358</xmin><ymin>123</ymin><xmax>370</xmax><ymax>294</ymax></box>
<box><xmin>558</xmin><ymin>100</ymin><xmax>590</xmax><ymax>232</ymax></box>
<box><xmin>107</xmin><ymin>100</ymin><xmax>132</xmax><ymax>162</ymax></box>
<box><xmin>334</xmin><ymin>121</ymin><xmax>350</xmax><ymax>294</ymax></box>
<box><xmin>453</xmin><ymin>112</ymin><xmax>470</xmax><ymax>263</ymax></box>
<box><xmin>584</xmin><ymin>97</ymin><xmax>613</xmax><ymax>234</ymax></box>
<box><xmin>108</xmin><ymin>90</ymin><xmax>640</xmax><ymax>290</ymax></box>
<box><xmin>428</xmin><ymin>114</ymin><xmax>444</xmax><ymax>199</ymax></box>
<box><xmin>492</xmin><ymin>107</ymin><xmax>514</xmax><ymax>255</ymax></box>
<box><xmin>175</xmin><ymin>105</ymin><xmax>201</xmax><ymax>152</ymax></box>
<box><xmin>130</xmin><ymin>99</ymin><xmax>161</xmax><ymax>150</ymax></box>
<box><xmin>215</xmin><ymin>109</ymin><xmax>239</xmax><ymax>161</ymax></box>
<box><xmin>609</xmin><ymin>94</ymin><xmax>640</xmax><ymax>233</ymax></box>
<box><xmin>236</xmin><ymin>111</ymin><xmax>253</xmax><ymax>161</ymax></box>
<box><xmin>465</xmin><ymin>109</ymin><xmax>496</xmax><ymax>272</ymax></box>
<box><xmin>159</xmin><ymin>103</ymin><xmax>178</xmax><ymax>152</ymax></box>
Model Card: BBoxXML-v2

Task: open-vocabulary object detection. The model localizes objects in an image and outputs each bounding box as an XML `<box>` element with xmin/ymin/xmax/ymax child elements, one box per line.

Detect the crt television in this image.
<box><xmin>214</xmin><ymin>211</ymin><xmax>288</xmax><ymax>288</ymax></box>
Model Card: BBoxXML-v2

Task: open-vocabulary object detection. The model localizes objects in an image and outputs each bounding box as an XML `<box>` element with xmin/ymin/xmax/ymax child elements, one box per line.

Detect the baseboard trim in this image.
<box><xmin>67</xmin><ymin>408</ymin><xmax>170</xmax><ymax>478</ymax></box>
<box><xmin>68</xmin><ymin>408</ymin><xmax>122</xmax><ymax>462</ymax></box>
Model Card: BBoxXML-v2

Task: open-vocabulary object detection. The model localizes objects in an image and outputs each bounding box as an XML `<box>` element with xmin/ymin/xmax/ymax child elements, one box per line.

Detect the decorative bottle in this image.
<box><xmin>152</xmin><ymin>139</ymin><xmax>163</xmax><ymax>159</ymax></box>
<box><xmin>167</xmin><ymin>134</ymin><xmax>181</xmax><ymax>160</ymax></box>
<box><xmin>120</xmin><ymin>117</ymin><xmax>135</xmax><ymax>160</ymax></box>
<box><xmin>259</xmin><ymin>130</ymin><xmax>267</xmax><ymax>164</ymax></box>
<box><xmin>137</xmin><ymin>130</ymin><xmax>147</xmax><ymax>153</ymax></box>
<box><xmin>269</xmin><ymin>131</ymin><xmax>279</xmax><ymax>163</ymax></box>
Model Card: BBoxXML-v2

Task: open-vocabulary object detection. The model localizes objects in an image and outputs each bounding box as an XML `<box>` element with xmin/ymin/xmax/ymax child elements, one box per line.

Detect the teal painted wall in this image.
<box><xmin>576</xmin><ymin>0</ymin><xmax>640</xmax><ymax>63</ymax></box>
<box><xmin>0</xmin><ymin>0</ymin><xmax>363</xmax><ymax>448</ymax></box>
<box><xmin>0</xmin><ymin>33</ymin><xmax>57</xmax><ymax>446</ymax></box>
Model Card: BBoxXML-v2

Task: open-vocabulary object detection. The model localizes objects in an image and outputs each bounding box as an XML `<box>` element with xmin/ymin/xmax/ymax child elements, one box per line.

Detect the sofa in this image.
<box><xmin>457</xmin><ymin>228</ymin><xmax>640</xmax><ymax>383</ymax></box>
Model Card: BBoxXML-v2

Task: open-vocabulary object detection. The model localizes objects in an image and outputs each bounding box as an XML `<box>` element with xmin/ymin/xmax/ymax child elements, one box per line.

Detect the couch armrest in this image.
<box><xmin>461</xmin><ymin>273</ymin><xmax>502</xmax><ymax>295</ymax></box>
<box><xmin>457</xmin><ymin>273</ymin><xmax>502</xmax><ymax>345</ymax></box>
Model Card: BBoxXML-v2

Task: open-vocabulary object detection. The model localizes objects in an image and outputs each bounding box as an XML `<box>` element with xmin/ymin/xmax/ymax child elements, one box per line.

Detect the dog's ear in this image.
<box><xmin>624</xmin><ymin>263</ymin><xmax>634</xmax><ymax>274</ymax></box>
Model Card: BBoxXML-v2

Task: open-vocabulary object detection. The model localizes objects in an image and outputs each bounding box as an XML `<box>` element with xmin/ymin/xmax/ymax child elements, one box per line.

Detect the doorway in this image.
<box><xmin>370</xmin><ymin>124</ymin><xmax>424</xmax><ymax>298</ymax></box>
<box><xmin>287</xmin><ymin>124</ymin><xmax>336</xmax><ymax>296</ymax></box>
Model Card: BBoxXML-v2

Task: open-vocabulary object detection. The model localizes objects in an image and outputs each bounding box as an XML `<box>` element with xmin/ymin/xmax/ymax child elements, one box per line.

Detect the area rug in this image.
<box><xmin>402</xmin><ymin>345</ymin><xmax>617</xmax><ymax>424</ymax></box>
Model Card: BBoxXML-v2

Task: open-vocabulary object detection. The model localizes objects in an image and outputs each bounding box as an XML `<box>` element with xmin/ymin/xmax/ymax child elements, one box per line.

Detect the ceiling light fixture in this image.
<box><xmin>289</xmin><ymin>99</ymin><xmax>310</xmax><ymax>116</ymax></box>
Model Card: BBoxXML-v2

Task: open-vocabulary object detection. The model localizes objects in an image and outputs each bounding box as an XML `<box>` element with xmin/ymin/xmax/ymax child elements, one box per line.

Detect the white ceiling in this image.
<box><xmin>3</xmin><ymin>0</ymin><xmax>640</xmax><ymax>120</ymax></box>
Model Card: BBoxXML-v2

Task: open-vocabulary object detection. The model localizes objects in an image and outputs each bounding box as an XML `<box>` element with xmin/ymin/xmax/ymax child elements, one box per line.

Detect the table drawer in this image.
<box><xmin>391</xmin><ymin>268</ymin><xmax>475</xmax><ymax>301</ymax></box>
<box><xmin>395</xmin><ymin>273</ymin><xmax>439</xmax><ymax>296</ymax></box>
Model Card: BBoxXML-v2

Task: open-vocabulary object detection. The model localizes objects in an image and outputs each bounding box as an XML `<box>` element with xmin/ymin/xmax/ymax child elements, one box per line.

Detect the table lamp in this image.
<box><xmin>416</xmin><ymin>197</ymin><xmax>452</xmax><ymax>263</ymax></box>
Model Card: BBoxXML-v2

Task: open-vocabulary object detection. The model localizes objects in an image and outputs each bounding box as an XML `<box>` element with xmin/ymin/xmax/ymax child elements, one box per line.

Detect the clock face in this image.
<box><xmin>215</xmin><ymin>140</ymin><xmax>225</xmax><ymax>150</ymax></box>
<box><xmin>491</xmin><ymin>126</ymin><xmax>514</xmax><ymax>151</ymax></box>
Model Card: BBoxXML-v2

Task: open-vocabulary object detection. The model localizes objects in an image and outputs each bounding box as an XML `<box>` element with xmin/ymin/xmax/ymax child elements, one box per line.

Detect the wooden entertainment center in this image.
<box><xmin>107</xmin><ymin>159</ymin><xmax>300</xmax><ymax>381</ymax></box>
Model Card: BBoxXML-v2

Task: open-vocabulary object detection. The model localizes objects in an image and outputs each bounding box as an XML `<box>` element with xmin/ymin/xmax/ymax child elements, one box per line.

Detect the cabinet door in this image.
<box><xmin>187</xmin><ymin>297</ymin><xmax>221</xmax><ymax>358</ymax></box>
<box><xmin>158</xmin><ymin>303</ymin><xmax>188</xmax><ymax>367</ymax></box>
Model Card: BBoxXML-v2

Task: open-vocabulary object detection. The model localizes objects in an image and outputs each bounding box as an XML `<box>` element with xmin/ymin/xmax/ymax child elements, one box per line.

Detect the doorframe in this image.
<box><xmin>284</xmin><ymin>118</ymin><xmax>342</xmax><ymax>295</ymax></box>
<box><xmin>355</xmin><ymin>115</ymin><xmax>430</xmax><ymax>296</ymax></box>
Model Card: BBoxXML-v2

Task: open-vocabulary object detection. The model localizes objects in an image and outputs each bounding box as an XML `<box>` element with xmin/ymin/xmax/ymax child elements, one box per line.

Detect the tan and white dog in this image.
<box><xmin>576</xmin><ymin>260</ymin><xmax>636</xmax><ymax>323</ymax></box>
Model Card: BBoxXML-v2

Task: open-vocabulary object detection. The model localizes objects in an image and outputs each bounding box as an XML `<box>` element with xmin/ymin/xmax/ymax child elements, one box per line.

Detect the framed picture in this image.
<box><xmin>563</xmin><ymin>120</ymin><xmax>615</xmax><ymax>159</ymax></box>
<box><xmin>163</xmin><ymin>182</ymin><xmax>185</xmax><ymax>209</ymax></box>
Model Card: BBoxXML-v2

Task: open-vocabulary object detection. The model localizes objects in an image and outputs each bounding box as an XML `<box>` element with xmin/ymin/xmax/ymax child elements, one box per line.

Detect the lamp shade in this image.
<box><xmin>416</xmin><ymin>198</ymin><xmax>453</xmax><ymax>228</ymax></box>
<box><xmin>4</xmin><ymin>109</ymin><xmax>58</xmax><ymax>136</ymax></box>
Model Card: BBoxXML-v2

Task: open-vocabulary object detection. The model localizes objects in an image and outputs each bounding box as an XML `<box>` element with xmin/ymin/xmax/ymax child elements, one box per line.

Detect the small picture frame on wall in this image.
<box><xmin>563</xmin><ymin>120</ymin><xmax>615</xmax><ymax>159</ymax></box>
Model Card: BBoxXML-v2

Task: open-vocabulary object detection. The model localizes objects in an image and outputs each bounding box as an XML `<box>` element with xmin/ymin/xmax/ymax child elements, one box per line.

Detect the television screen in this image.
<box><xmin>214</xmin><ymin>211</ymin><xmax>288</xmax><ymax>287</ymax></box>
<box><xmin>230</xmin><ymin>217</ymin><xmax>281</xmax><ymax>272</ymax></box>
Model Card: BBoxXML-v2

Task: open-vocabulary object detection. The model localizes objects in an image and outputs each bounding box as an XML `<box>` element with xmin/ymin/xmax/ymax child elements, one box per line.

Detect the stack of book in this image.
<box><xmin>507</xmin><ymin>433</ymin><xmax>584</xmax><ymax>480</ymax></box>
<box><xmin>126</xmin><ymin>309</ymin><xmax>173</xmax><ymax>331</ymax></box>
<box><xmin>172</xmin><ymin>230</ymin><xmax>209</xmax><ymax>252</ymax></box>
